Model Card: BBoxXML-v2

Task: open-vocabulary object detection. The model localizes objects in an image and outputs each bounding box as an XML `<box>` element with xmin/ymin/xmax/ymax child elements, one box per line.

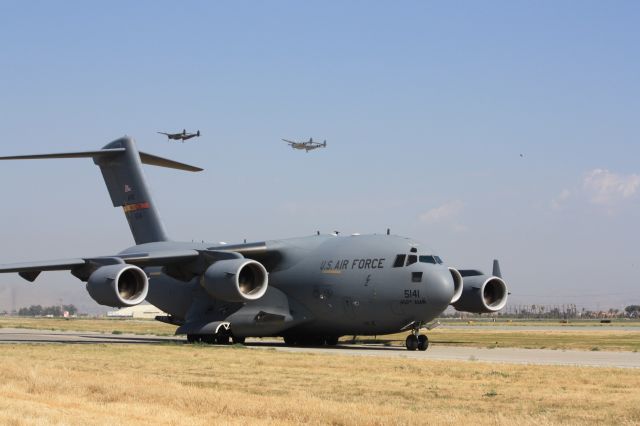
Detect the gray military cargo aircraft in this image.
<box><xmin>0</xmin><ymin>137</ymin><xmax>508</xmax><ymax>350</ymax></box>
<box><xmin>282</xmin><ymin>137</ymin><xmax>327</xmax><ymax>152</ymax></box>
<box><xmin>158</xmin><ymin>129</ymin><xmax>200</xmax><ymax>142</ymax></box>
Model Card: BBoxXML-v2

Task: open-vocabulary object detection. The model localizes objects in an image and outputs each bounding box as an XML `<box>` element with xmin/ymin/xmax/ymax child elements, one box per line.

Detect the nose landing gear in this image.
<box><xmin>405</xmin><ymin>323</ymin><xmax>429</xmax><ymax>351</ymax></box>
<box><xmin>405</xmin><ymin>334</ymin><xmax>429</xmax><ymax>351</ymax></box>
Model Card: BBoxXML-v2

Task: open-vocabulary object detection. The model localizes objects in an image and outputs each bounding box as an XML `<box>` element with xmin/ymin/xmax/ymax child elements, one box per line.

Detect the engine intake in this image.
<box><xmin>86</xmin><ymin>264</ymin><xmax>149</xmax><ymax>307</ymax></box>
<box><xmin>449</xmin><ymin>267</ymin><xmax>463</xmax><ymax>304</ymax></box>
<box><xmin>201</xmin><ymin>259</ymin><xmax>268</xmax><ymax>302</ymax></box>
<box><xmin>452</xmin><ymin>276</ymin><xmax>508</xmax><ymax>313</ymax></box>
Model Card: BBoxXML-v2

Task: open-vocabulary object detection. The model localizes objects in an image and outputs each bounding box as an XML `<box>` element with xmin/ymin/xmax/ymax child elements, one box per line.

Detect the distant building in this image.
<box><xmin>107</xmin><ymin>304</ymin><xmax>165</xmax><ymax>319</ymax></box>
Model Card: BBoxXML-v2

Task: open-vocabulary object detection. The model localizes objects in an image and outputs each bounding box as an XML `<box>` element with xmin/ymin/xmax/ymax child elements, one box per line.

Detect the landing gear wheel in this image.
<box><xmin>405</xmin><ymin>334</ymin><xmax>418</xmax><ymax>351</ymax></box>
<box><xmin>283</xmin><ymin>335</ymin><xmax>297</xmax><ymax>346</ymax></box>
<box><xmin>186</xmin><ymin>334</ymin><xmax>199</xmax><ymax>343</ymax></box>
<box><xmin>325</xmin><ymin>336</ymin><xmax>339</xmax><ymax>346</ymax></box>
<box><xmin>231</xmin><ymin>335</ymin><xmax>246</xmax><ymax>344</ymax></box>
<box><xmin>298</xmin><ymin>336</ymin><xmax>323</xmax><ymax>346</ymax></box>
<box><xmin>417</xmin><ymin>335</ymin><xmax>429</xmax><ymax>351</ymax></box>
<box><xmin>215</xmin><ymin>334</ymin><xmax>230</xmax><ymax>345</ymax></box>
<box><xmin>201</xmin><ymin>334</ymin><xmax>216</xmax><ymax>344</ymax></box>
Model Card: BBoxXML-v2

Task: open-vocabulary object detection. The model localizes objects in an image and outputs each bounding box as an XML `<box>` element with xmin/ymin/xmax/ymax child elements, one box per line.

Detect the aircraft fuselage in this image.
<box><xmin>126</xmin><ymin>234</ymin><xmax>455</xmax><ymax>338</ymax></box>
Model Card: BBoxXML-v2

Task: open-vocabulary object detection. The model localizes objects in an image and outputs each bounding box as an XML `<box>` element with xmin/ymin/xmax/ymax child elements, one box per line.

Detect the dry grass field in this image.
<box><xmin>2</xmin><ymin>317</ymin><xmax>638</xmax><ymax>351</ymax></box>
<box><xmin>0</xmin><ymin>343</ymin><xmax>639</xmax><ymax>425</ymax></box>
<box><xmin>0</xmin><ymin>317</ymin><xmax>176</xmax><ymax>336</ymax></box>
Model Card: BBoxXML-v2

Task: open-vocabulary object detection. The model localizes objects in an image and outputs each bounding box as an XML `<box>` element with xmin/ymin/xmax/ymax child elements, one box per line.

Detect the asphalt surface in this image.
<box><xmin>444</xmin><ymin>325</ymin><xmax>639</xmax><ymax>331</ymax></box>
<box><xmin>1</xmin><ymin>328</ymin><xmax>638</xmax><ymax>368</ymax></box>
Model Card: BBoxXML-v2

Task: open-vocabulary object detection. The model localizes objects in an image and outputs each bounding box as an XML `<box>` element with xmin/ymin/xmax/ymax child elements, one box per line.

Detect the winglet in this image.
<box><xmin>492</xmin><ymin>259</ymin><xmax>502</xmax><ymax>278</ymax></box>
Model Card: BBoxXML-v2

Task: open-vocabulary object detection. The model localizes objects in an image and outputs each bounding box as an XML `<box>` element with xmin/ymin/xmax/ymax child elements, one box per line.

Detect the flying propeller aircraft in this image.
<box><xmin>158</xmin><ymin>129</ymin><xmax>200</xmax><ymax>142</ymax></box>
<box><xmin>0</xmin><ymin>137</ymin><xmax>508</xmax><ymax>350</ymax></box>
<box><xmin>282</xmin><ymin>137</ymin><xmax>327</xmax><ymax>152</ymax></box>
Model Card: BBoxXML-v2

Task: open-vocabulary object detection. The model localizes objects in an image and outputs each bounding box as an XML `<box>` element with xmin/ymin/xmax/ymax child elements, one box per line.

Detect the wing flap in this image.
<box><xmin>116</xmin><ymin>249</ymin><xmax>201</xmax><ymax>265</ymax></box>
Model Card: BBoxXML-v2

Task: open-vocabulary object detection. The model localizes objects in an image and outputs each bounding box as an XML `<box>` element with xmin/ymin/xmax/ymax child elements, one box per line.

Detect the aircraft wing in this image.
<box><xmin>0</xmin><ymin>259</ymin><xmax>87</xmax><ymax>274</ymax></box>
<box><xmin>157</xmin><ymin>132</ymin><xmax>171</xmax><ymax>136</ymax></box>
<box><xmin>281</xmin><ymin>139</ymin><xmax>296</xmax><ymax>145</ymax></box>
<box><xmin>0</xmin><ymin>243</ymin><xmax>285</xmax><ymax>283</ymax></box>
<box><xmin>0</xmin><ymin>249</ymin><xmax>201</xmax><ymax>282</ymax></box>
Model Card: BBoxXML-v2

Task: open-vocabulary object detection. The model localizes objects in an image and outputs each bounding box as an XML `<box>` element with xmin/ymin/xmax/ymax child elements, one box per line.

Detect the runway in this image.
<box><xmin>1</xmin><ymin>328</ymin><xmax>638</xmax><ymax>368</ymax></box>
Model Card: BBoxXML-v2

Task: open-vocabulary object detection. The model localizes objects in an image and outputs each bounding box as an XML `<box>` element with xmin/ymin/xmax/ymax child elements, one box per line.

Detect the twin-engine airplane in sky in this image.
<box><xmin>0</xmin><ymin>137</ymin><xmax>508</xmax><ymax>350</ymax></box>
<box><xmin>158</xmin><ymin>129</ymin><xmax>200</xmax><ymax>142</ymax></box>
<box><xmin>282</xmin><ymin>137</ymin><xmax>327</xmax><ymax>152</ymax></box>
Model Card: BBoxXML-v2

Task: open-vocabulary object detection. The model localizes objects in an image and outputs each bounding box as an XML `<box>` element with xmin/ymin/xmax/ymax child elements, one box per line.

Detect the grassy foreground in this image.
<box><xmin>0</xmin><ymin>317</ymin><xmax>176</xmax><ymax>336</ymax></box>
<box><xmin>2</xmin><ymin>317</ymin><xmax>639</xmax><ymax>351</ymax></box>
<box><xmin>0</xmin><ymin>344</ymin><xmax>638</xmax><ymax>425</ymax></box>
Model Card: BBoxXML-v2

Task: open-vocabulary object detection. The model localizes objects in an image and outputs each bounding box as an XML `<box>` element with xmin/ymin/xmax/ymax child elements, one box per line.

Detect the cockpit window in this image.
<box><xmin>435</xmin><ymin>256</ymin><xmax>443</xmax><ymax>264</ymax></box>
<box><xmin>419</xmin><ymin>255</ymin><xmax>437</xmax><ymax>264</ymax></box>
<box><xmin>459</xmin><ymin>269</ymin><xmax>483</xmax><ymax>277</ymax></box>
<box><xmin>393</xmin><ymin>255</ymin><xmax>406</xmax><ymax>268</ymax></box>
<box><xmin>406</xmin><ymin>255</ymin><xmax>417</xmax><ymax>266</ymax></box>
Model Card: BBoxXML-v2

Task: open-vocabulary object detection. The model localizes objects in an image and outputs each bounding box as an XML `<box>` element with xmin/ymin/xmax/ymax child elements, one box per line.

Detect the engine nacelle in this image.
<box><xmin>86</xmin><ymin>264</ymin><xmax>149</xmax><ymax>307</ymax></box>
<box><xmin>451</xmin><ymin>275</ymin><xmax>508</xmax><ymax>313</ymax></box>
<box><xmin>201</xmin><ymin>259</ymin><xmax>268</xmax><ymax>302</ymax></box>
<box><xmin>449</xmin><ymin>267</ymin><xmax>463</xmax><ymax>304</ymax></box>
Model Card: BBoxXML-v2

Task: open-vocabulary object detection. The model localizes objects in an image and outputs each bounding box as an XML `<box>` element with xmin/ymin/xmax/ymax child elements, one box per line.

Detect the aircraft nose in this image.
<box><xmin>423</xmin><ymin>267</ymin><xmax>455</xmax><ymax>312</ymax></box>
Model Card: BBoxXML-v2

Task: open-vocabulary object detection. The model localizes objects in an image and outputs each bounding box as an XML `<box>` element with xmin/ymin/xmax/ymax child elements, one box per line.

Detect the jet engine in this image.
<box><xmin>449</xmin><ymin>267</ymin><xmax>463</xmax><ymax>304</ymax></box>
<box><xmin>451</xmin><ymin>274</ymin><xmax>508</xmax><ymax>313</ymax></box>
<box><xmin>201</xmin><ymin>259</ymin><xmax>268</xmax><ymax>302</ymax></box>
<box><xmin>86</xmin><ymin>264</ymin><xmax>149</xmax><ymax>307</ymax></box>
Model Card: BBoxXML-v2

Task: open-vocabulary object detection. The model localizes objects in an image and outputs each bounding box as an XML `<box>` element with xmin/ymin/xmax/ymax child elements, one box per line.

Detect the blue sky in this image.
<box><xmin>0</xmin><ymin>1</ymin><xmax>638</xmax><ymax>312</ymax></box>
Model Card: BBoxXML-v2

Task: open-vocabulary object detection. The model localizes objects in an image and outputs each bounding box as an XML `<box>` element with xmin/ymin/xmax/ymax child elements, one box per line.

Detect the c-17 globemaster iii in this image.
<box><xmin>0</xmin><ymin>137</ymin><xmax>508</xmax><ymax>350</ymax></box>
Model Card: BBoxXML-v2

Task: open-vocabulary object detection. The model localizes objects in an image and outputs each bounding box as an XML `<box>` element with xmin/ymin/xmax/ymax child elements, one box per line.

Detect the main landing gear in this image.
<box><xmin>283</xmin><ymin>335</ymin><xmax>340</xmax><ymax>346</ymax></box>
<box><xmin>405</xmin><ymin>326</ymin><xmax>429</xmax><ymax>351</ymax></box>
<box><xmin>186</xmin><ymin>330</ymin><xmax>245</xmax><ymax>345</ymax></box>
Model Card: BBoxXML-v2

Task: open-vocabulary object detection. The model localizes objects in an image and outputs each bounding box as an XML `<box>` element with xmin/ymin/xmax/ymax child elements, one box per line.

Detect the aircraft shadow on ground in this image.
<box><xmin>0</xmin><ymin>331</ymin><xmax>419</xmax><ymax>351</ymax></box>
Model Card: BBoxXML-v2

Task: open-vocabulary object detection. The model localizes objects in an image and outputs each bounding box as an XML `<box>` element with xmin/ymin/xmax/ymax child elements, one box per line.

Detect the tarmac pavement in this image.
<box><xmin>1</xmin><ymin>327</ymin><xmax>638</xmax><ymax>368</ymax></box>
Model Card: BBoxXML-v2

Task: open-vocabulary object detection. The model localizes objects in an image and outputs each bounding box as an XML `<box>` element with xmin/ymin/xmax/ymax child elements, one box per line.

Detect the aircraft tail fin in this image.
<box><xmin>492</xmin><ymin>259</ymin><xmax>502</xmax><ymax>278</ymax></box>
<box><xmin>0</xmin><ymin>136</ymin><xmax>202</xmax><ymax>245</ymax></box>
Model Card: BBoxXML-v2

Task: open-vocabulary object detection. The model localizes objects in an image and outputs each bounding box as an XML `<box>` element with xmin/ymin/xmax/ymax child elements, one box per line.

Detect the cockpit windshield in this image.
<box><xmin>419</xmin><ymin>255</ymin><xmax>443</xmax><ymax>264</ymax></box>
<box><xmin>393</xmin><ymin>253</ymin><xmax>444</xmax><ymax>267</ymax></box>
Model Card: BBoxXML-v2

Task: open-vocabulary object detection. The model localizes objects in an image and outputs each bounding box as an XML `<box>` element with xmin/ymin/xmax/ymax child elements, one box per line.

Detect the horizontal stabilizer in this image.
<box><xmin>139</xmin><ymin>152</ymin><xmax>202</xmax><ymax>172</ymax></box>
<box><xmin>0</xmin><ymin>149</ymin><xmax>125</xmax><ymax>161</ymax></box>
<box><xmin>0</xmin><ymin>148</ymin><xmax>202</xmax><ymax>172</ymax></box>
